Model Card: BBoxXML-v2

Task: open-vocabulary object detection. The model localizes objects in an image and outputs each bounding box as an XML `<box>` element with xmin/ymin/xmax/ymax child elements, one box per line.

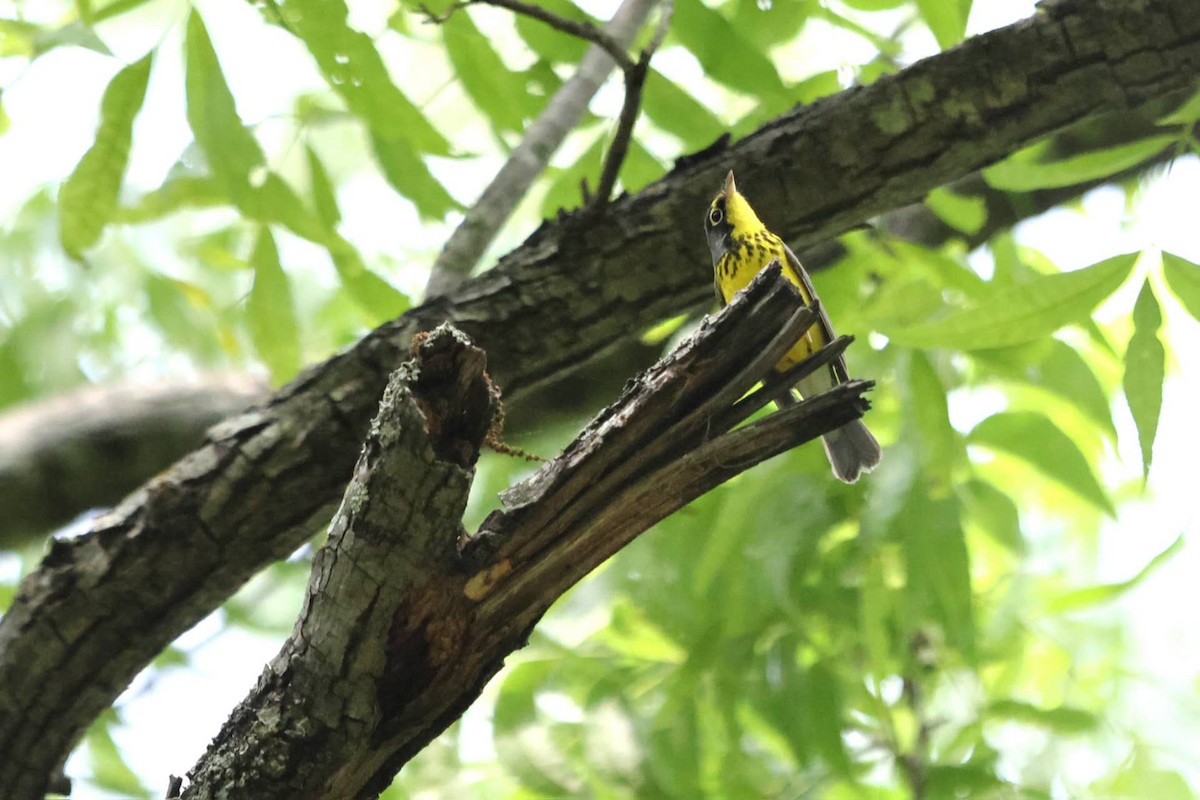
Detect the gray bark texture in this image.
<box><xmin>182</xmin><ymin>269</ymin><xmax>869</xmax><ymax>799</ymax></box>
<box><xmin>1</xmin><ymin>1</ymin><xmax>1198</xmax><ymax>796</ymax></box>
<box><xmin>0</xmin><ymin>374</ymin><xmax>267</xmax><ymax>548</ymax></box>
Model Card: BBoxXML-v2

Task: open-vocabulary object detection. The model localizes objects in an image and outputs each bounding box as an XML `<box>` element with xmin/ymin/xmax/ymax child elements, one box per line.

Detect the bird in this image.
<box><xmin>705</xmin><ymin>170</ymin><xmax>881</xmax><ymax>483</ymax></box>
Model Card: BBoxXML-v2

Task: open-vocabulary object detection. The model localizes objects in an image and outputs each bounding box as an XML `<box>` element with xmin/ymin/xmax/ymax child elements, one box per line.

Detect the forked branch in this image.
<box><xmin>181</xmin><ymin>264</ymin><xmax>872</xmax><ymax>799</ymax></box>
<box><xmin>422</xmin><ymin>0</ymin><xmax>672</xmax><ymax>212</ymax></box>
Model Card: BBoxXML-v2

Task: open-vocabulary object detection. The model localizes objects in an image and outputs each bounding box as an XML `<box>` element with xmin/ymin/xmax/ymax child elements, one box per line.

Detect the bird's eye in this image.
<box><xmin>709</xmin><ymin>207</ymin><xmax>723</xmax><ymax>225</ymax></box>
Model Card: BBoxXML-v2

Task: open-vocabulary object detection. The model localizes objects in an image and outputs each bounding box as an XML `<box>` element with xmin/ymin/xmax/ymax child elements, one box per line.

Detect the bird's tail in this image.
<box><xmin>788</xmin><ymin>368</ymin><xmax>882</xmax><ymax>483</ymax></box>
<box><xmin>773</xmin><ymin>384</ymin><xmax>882</xmax><ymax>483</ymax></box>
<box><xmin>821</xmin><ymin>419</ymin><xmax>881</xmax><ymax>484</ymax></box>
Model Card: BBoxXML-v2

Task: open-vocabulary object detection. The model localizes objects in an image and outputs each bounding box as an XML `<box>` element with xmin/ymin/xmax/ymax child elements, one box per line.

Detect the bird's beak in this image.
<box><xmin>724</xmin><ymin>170</ymin><xmax>737</xmax><ymax>197</ymax></box>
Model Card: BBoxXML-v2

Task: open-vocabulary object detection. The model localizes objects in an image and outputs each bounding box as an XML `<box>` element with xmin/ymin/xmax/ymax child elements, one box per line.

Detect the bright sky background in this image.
<box><xmin>2</xmin><ymin>0</ymin><xmax>1198</xmax><ymax>796</ymax></box>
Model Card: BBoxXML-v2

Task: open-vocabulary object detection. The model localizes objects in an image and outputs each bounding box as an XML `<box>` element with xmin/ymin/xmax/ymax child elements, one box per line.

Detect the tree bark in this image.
<box><xmin>182</xmin><ymin>269</ymin><xmax>869</xmax><ymax>799</ymax></box>
<box><xmin>1</xmin><ymin>109</ymin><xmax>1175</xmax><ymax>526</ymax></box>
<box><xmin>0</xmin><ymin>374</ymin><xmax>266</xmax><ymax>548</ymax></box>
<box><xmin>0</xmin><ymin>2</ymin><xmax>1197</xmax><ymax>796</ymax></box>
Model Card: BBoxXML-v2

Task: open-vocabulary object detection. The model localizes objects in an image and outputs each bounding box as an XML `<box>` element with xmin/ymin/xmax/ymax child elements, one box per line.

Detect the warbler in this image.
<box><xmin>705</xmin><ymin>170</ymin><xmax>881</xmax><ymax>483</ymax></box>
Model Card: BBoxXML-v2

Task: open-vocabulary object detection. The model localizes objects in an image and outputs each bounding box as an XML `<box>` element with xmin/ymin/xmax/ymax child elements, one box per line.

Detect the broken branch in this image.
<box><xmin>181</xmin><ymin>264</ymin><xmax>872</xmax><ymax>799</ymax></box>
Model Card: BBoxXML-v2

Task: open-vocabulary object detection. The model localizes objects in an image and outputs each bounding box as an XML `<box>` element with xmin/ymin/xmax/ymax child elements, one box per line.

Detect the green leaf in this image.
<box><xmin>924</xmin><ymin>764</ymin><xmax>1003</xmax><ymax>797</ymax></box>
<box><xmin>841</xmin><ymin>0</ymin><xmax>908</xmax><ymax>8</ymax></box>
<box><xmin>369</xmin><ymin>132</ymin><xmax>459</xmax><ymax>220</ymax></box>
<box><xmin>32</xmin><ymin>20</ymin><xmax>112</xmax><ymax>57</ymax></box>
<box><xmin>647</xmin><ymin>684</ymin><xmax>703</xmax><ymax>794</ymax></box>
<box><xmin>0</xmin><ymin>90</ymin><xmax>9</xmax><ymax>136</ymax></box>
<box><xmin>859</xmin><ymin>556</ymin><xmax>895</xmax><ymax>678</ymax></box>
<box><xmin>253</xmin><ymin>174</ymin><xmax>328</xmax><ymax>242</ymax></box>
<box><xmin>1162</xmin><ymin>251</ymin><xmax>1200</xmax><ymax>322</ymax></box>
<box><xmin>1039</xmin><ymin>340</ymin><xmax>1117</xmax><ymax>439</ymax></box>
<box><xmin>960</xmin><ymin>479</ymin><xmax>1023</xmax><ymax>553</ymax></box>
<box><xmin>327</xmin><ymin>237</ymin><xmax>410</xmax><ymax>322</ymax></box>
<box><xmin>620</xmin><ymin>138</ymin><xmax>665</xmax><ymax>195</ymax></box>
<box><xmin>183</xmin><ymin>228</ymin><xmax>248</xmax><ymax>272</ymax></box>
<box><xmin>1095</xmin><ymin>754</ymin><xmax>1193</xmax><ymax>800</ymax></box>
<box><xmin>185</xmin><ymin>10</ymin><xmax>329</xmax><ymax>237</ymax></box>
<box><xmin>889</xmin><ymin>240</ymin><xmax>988</xmax><ymax>300</ymax></box>
<box><xmin>916</xmin><ymin>0</ymin><xmax>971</xmax><ymax>48</ymax></box>
<box><xmin>693</xmin><ymin>484</ymin><xmax>754</xmax><ymax>601</ymax></box>
<box><xmin>186</xmin><ymin>10</ymin><xmax>265</xmax><ymax>204</ymax></box>
<box><xmin>1157</xmin><ymin>85</ymin><xmax>1200</xmax><ymax>125</ymax></box>
<box><xmin>885</xmin><ymin>252</ymin><xmax>1136</xmax><ymax>350</ymax></box>
<box><xmin>986</xmin><ymin>700</ymin><xmax>1099</xmax><ymax>734</ymax></box>
<box><xmin>926</xmin><ymin>186</ymin><xmax>986</xmax><ymax>236</ymax></box>
<box><xmin>983</xmin><ymin>136</ymin><xmax>1175</xmax><ymax>191</ymax></box>
<box><xmin>969</xmin><ymin>411</ymin><xmax>1114</xmax><ymax>516</ymax></box>
<box><xmin>730</xmin><ymin>0</ymin><xmax>812</xmax><ymax>49</ymax></box>
<box><xmin>672</xmin><ymin>1</ymin><xmax>787</xmax><ymax>100</ymax></box>
<box><xmin>971</xmin><ymin>339</ymin><xmax>1116</xmax><ymax>440</ymax></box>
<box><xmin>117</xmin><ymin>175</ymin><xmax>225</xmax><ymax>223</ymax></box>
<box><xmin>601</xmin><ymin>599</ymin><xmax>685</xmax><ymax>663</ymax></box>
<box><xmin>1124</xmin><ymin>280</ymin><xmax>1165</xmax><ymax>477</ymax></box>
<box><xmin>246</xmin><ymin>228</ymin><xmax>302</xmax><ymax>383</ymax></box>
<box><xmin>792</xmin><ymin>69</ymin><xmax>842</xmax><ymax>104</ymax></box>
<box><xmin>493</xmin><ymin>661</ymin><xmax>573</xmax><ymax>796</ymax></box>
<box><xmin>91</xmin><ymin>0</ymin><xmax>158</xmax><ymax>25</ymax></box>
<box><xmin>444</xmin><ymin>11</ymin><xmax>530</xmax><ymax>134</ymax></box>
<box><xmin>152</xmin><ymin>643</ymin><xmax>190</xmax><ymax>670</ymax></box>
<box><xmin>0</xmin><ymin>19</ymin><xmax>39</xmax><ymax>57</ymax></box>
<box><xmin>58</xmin><ymin>52</ymin><xmax>152</xmax><ymax>258</ymax></box>
<box><xmin>306</xmin><ymin>145</ymin><xmax>340</xmax><ymax>229</ymax></box>
<box><xmin>280</xmin><ymin>0</ymin><xmax>450</xmax><ymax>156</ymax></box>
<box><xmin>514</xmin><ymin>0</ymin><xmax>593</xmax><ymax>63</ymax></box>
<box><xmin>862</xmin><ymin>274</ymin><xmax>945</xmax><ymax>331</ymax></box>
<box><xmin>541</xmin><ymin>132</ymin><xmax>605</xmax><ymax>216</ymax></box>
<box><xmin>86</xmin><ymin>710</ymin><xmax>146</xmax><ymax>795</ymax></box>
<box><xmin>905</xmin><ymin>351</ymin><xmax>963</xmax><ymax>485</ymax></box>
<box><xmin>642</xmin><ymin>69</ymin><xmax>725</xmax><ymax>149</ymax></box>
<box><xmin>801</xmin><ymin>661</ymin><xmax>852</xmax><ymax>777</ymax></box>
<box><xmin>899</xmin><ymin>488</ymin><xmax>975</xmax><ymax>660</ymax></box>
<box><xmin>1048</xmin><ymin>535</ymin><xmax>1183</xmax><ymax>613</ymax></box>
<box><xmin>144</xmin><ymin>274</ymin><xmax>219</xmax><ymax>355</ymax></box>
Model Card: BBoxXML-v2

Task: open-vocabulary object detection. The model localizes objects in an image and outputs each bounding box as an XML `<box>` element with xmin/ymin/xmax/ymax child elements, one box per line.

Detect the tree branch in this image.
<box><xmin>182</xmin><ymin>324</ymin><xmax>495</xmax><ymax>799</ymax></box>
<box><xmin>2</xmin><ymin>3</ymin><xmax>1198</xmax><ymax>796</ymax></box>
<box><xmin>181</xmin><ymin>266</ymin><xmax>870</xmax><ymax>799</ymax></box>
<box><xmin>478</xmin><ymin>0</ymin><xmax>636</xmax><ymax>71</ymax></box>
<box><xmin>424</xmin><ymin>0</ymin><xmax>636</xmax><ymax>71</ymax></box>
<box><xmin>5</xmin><ymin>110</ymin><xmax>1168</xmax><ymax>544</ymax></box>
<box><xmin>505</xmin><ymin>106</ymin><xmax>1182</xmax><ymax>432</ymax></box>
<box><xmin>425</xmin><ymin>0</ymin><xmax>657</xmax><ymax>296</ymax></box>
<box><xmin>592</xmin><ymin>0</ymin><xmax>673</xmax><ymax>207</ymax></box>
<box><xmin>0</xmin><ymin>374</ymin><xmax>267</xmax><ymax>548</ymax></box>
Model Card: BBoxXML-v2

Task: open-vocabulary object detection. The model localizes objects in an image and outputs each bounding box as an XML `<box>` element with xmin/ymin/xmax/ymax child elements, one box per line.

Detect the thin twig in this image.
<box><xmin>592</xmin><ymin>59</ymin><xmax>649</xmax><ymax>207</ymax></box>
<box><xmin>480</xmin><ymin>0</ymin><xmax>636</xmax><ymax>71</ymax></box>
<box><xmin>423</xmin><ymin>0</ymin><xmax>657</xmax><ymax>297</ymax></box>
<box><xmin>422</xmin><ymin>0</ymin><xmax>635</xmax><ymax>71</ymax></box>
<box><xmin>591</xmin><ymin>0</ymin><xmax>673</xmax><ymax>207</ymax></box>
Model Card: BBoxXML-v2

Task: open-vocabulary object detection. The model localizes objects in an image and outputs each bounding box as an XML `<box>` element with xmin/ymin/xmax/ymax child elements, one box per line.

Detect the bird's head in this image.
<box><xmin>704</xmin><ymin>170</ymin><xmax>765</xmax><ymax>265</ymax></box>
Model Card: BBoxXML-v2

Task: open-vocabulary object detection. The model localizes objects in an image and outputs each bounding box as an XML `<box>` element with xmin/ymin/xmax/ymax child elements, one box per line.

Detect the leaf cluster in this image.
<box><xmin>1</xmin><ymin>0</ymin><xmax>1199</xmax><ymax>797</ymax></box>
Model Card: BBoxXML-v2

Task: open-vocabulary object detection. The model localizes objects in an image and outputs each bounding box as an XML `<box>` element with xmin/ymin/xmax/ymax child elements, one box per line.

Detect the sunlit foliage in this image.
<box><xmin>1</xmin><ymin>0</ymin><xmax>1198</xmax><ymax>797</ymax></box>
